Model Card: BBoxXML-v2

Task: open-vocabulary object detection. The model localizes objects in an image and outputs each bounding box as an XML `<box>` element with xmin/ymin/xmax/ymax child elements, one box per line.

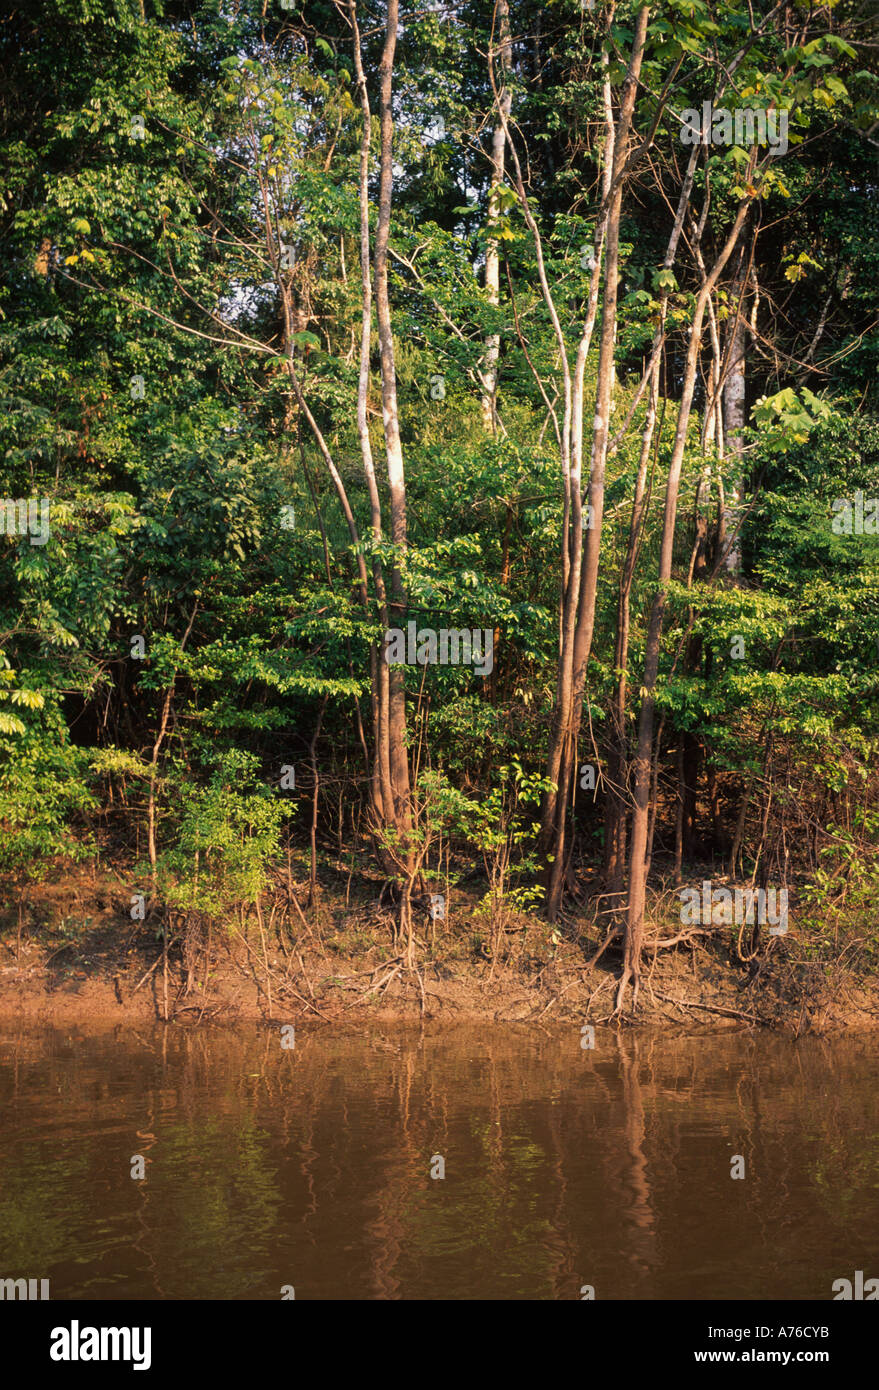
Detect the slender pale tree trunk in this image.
<box><xmin>538</xmin><ymin>46</ymin><xmax>615</xmax><ymax>872</ymax></box>
<box><xmin>481</xmin><ymin>0</ymin><xmax>512</xmax><ymax>433</ymax></box>
<box><xmin>602</xmin><ymin>141</ymin><xmax>703</xmax><ymax>903</ymax></box>
<box><xmin>542</xmin><ymin>7</ymin><xmax>650</xmax><ymax>918</ymax></box>
<box><xmin>349</xmin><ymin>0</ymin><xmax>395</xmax><ymax>831</ymax></box>
<box><xmin>721</xmin><ymin>246</ymin><xmax>749</xmax><ymax>576</ymax></box>
<box><xmin>374</xmin><ymin>0</ymin><xmax>412</xmax><ymax>835</ymax></box>
<box><xmin>603</xmin><ymin>351</ymin><xmax>660</xmax><ymax>900</ymax></box>
<box><xmin>616</xmin><ymin>198</ymin><xmax>751</xmax><ymax>1013</ymax></box>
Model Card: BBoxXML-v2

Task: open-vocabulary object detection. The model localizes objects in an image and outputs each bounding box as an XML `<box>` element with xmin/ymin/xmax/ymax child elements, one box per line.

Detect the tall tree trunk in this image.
<box><xmin>604</xmin><ymin>352</ymin><xmax>660</xmax><ymax>900</ymax></box>
<box><xmin>602</xmin><ymin>144</ymin><xmax>701</xmax><ymax>903</ymax></box>
<box><xmin>616</xmin><ymin>198</ymin><xmax>751</xmax><ymax>1013</ymax></box>
<box><xmin>349</xmin><ymin>0</ymin><xmax>395</xmax><ymax>832</ymax></box>
<box><xmin>374</xmin><ymin>0</ymin><xmax>412</xmax><ymax>835</ymax></box>
<box><xmin>541</xmin><ymin>6</ymin><xmax>650</xmax><ymax>919</ymax></box>
<box><xmin>481</xmin><ymin>0</ymin><xmax>512</xmax><ymax>433</ymax></box>
<box><xmin>721</xmin><ymin>246</ymin><xmax>749</xmax><ymax>575</ymax></box>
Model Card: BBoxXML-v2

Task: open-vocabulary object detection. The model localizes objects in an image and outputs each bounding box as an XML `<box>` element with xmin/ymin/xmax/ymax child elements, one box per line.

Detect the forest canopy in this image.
<box><xmin>1</xmin><ymin>0</ymin><xmax>878</xmax><ymax>1014</ymax></box>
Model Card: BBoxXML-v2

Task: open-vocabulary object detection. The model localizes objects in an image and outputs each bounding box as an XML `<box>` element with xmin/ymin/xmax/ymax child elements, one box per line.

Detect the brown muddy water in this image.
<box><xmin>0</xmin><ymin>1025</ymin><xmax>876</xmax><ymax>1300</ymax></box>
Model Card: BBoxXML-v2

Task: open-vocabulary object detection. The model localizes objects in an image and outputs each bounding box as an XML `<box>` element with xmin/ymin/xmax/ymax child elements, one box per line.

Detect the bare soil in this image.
<box><xmin>1</xmin><ymin>870</ymin><xmax>877</xmax><ymax>1035</ymax></box>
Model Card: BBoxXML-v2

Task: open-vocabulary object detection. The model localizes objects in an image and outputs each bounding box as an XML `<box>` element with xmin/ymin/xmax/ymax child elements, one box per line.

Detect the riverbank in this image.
<box><xmin>1</xmin><ymin>871</ymin><xmax>877</xmax><ymax>1034</ymax></box>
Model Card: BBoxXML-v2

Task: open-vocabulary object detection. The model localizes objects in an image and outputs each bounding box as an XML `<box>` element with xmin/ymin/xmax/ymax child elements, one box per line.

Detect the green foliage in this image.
<box><xmin>0</xmin><ymin>0</ymin><xmax>877</xmax><ymax>974</ymax></box>
<box><xmin>156</xmin><ymin>753</ymin><xmax>287</xmax><ymax>919</ymax></box>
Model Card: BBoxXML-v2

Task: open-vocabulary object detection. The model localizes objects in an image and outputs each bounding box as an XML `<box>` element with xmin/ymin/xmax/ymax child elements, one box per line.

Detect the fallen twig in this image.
<box><xmin>650</xmin><ymin>989</ymin><xmax>763</xmax><ymax>1023</ymax></box>
<box><xmin>132</xmin><ymin>944</ymin><xmax>175</xmax><ymax>995</ymax></box>
<box><xmin>233</xmin><ymin>927</ymin><xmax>332</xmax><ymax>1021</ymax></box>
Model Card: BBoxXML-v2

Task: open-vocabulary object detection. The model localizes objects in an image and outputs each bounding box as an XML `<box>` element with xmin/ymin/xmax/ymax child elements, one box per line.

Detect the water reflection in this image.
<box><xmin>0</xmin><ymin>1025</ymin><xmax>876</xmax><ymax>1299</ymax></box>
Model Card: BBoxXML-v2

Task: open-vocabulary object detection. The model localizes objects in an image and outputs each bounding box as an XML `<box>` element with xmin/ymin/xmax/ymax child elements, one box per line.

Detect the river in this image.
<box><xmin>0</xmin><ymin>1024</ymin><xmax>876</xmax><ymax>1299</ymax></box>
